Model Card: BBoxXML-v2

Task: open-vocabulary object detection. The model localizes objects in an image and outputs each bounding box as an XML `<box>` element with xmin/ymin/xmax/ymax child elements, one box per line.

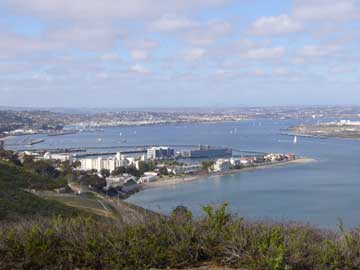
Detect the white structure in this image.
<box><xmin>80</xmin><ymin>157</ymin><xmax>118</xmax><ymax>173</ymax></box>
<box><xmin>44</xmin><ymin>152</ymin><xmax>73</xmax><ymax>162</ymax></box>
<box><xmin>139</xmin><ymin>172</ymin><xmax>158</xmax><ymax>183</ymax></box>
<box><xmin>147</xmin><ymin>146</ymin><xmax>175</xmax><ymax>160</ymax></box>
<box><xmin>104</xmin><ymin>175</ymin><xmax>133</xmax><ymax>190</ymax></box>
<box><xmin>169</xmin><ymin>164</ymin><xmax>201</xmax><ymax>175</ymax></box>
<box><xmin>79</xmin><ymin>152</ymin><xmax>146</xmax><ymax>173</ymax></box>
<box><xmin>213</xmin><ymin>159</ymin><xmax>231</xmax><ymax>172</ymax></box>
<box><xmin>264</xmin><ymin>153</ymin><xmax>286</xmax><ymax>162</ymax></box>
<box><xmin>230</xmin><ymin>158</ymin><xmax>241</xmax><ymax>166</ymax></box>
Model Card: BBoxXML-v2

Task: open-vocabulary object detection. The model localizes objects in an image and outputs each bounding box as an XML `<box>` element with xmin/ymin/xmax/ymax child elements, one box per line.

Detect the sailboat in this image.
<box><xmin>293</xmin><ymin>136</ymin><xmax>297</xmax><ymax>144</ymax></box>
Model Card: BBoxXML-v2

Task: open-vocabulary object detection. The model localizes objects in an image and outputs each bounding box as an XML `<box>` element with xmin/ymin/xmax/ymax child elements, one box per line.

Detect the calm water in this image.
<box><xmin>6</xmin><ymin>119</ymin><xmax>360</xmax><ymax>228</ymax></box>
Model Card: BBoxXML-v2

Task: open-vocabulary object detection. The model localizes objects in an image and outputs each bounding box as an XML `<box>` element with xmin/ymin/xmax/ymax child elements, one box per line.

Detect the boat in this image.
<box><xmin>293</xmin><ymin>136</ymin><xmax>297</xmax><ymax>144</ymax></box>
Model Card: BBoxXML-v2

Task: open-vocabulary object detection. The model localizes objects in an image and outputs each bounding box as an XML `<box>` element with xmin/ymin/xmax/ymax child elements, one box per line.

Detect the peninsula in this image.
<box><xmin>291</xmin><ymin>120</ymin><xmax>360</xmax><ymax>139</ymax></box>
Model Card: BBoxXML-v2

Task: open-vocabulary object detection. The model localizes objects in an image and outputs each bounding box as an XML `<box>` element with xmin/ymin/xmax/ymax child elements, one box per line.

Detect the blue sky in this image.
<box><xmin>0</xmin><ymin>0</ymin><xmax>359</xmax><ymax>108</ymax></box>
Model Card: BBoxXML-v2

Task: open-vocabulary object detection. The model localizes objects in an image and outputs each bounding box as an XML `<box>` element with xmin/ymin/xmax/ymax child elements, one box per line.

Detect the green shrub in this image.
<box><xmin>1</xmin><ymin>204</ymin><xmax>360</xmax><ymax>270</ymax></box>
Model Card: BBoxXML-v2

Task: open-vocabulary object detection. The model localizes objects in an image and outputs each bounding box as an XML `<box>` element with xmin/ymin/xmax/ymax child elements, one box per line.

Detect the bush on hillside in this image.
<box><xmin>1</xmin><ymin>204</ymin><xmax>360</xmax><ymax>270</ymax></box>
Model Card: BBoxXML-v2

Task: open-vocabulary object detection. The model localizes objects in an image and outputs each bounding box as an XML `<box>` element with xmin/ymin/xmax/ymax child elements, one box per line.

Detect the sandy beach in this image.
<box><xmin>141</xmin><ymin>158</ymin><xmax>316</xmax><ymax>191</ymax></box>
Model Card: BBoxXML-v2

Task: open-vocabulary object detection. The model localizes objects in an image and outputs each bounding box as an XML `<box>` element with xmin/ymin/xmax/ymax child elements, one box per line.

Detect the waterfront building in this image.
<box><xmin>183</xmin><ymin>145</ymin><xmax>232</xmax><ymax>158</ymax></box>
<box><xmin>43</xmin><ymin>152</ymin><xmax>73</xmax><ymax>162</ymax></box>
<box><xmin>147</xmin><ymin>146</ymin><xmax>175</xmax><ymax>160</ymax></box>
<box><xmin>169</xmin><ymin>164</ymin><xmax>202</xmax><ymax>175</ymax></box>
<box><xmin>213</xmin><ymin>159</ymin><xmax>231</xmax><ymax>172</ymax></box>
<box><xmin>104</xmin><ymin>175</ymin><xmax>133</xmax><ymax>190</ymax></box>
<box><xmin>230</xmin><ymin>158</ymin><xmax>241</xmax><ymax>166</ymax></box>
<box><xmin>264</xmin><ymin>153</ymin><xmax>287</xmax><ymax>162</ymax></box>
<box><xmin>139</xmin><ymin>172</ymin><xmax>158</xmax><ymax>183</ymax></box>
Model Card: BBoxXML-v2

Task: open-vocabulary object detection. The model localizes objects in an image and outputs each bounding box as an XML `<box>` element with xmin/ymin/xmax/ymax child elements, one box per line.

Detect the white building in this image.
<box><xmin>44</xmin><ymin>152</ymin><xmax>73</xmax><ymax>162</ymax></box>
<box><xmin>213</xmin><ymin>159</ymin><xmax>231</xmax><ymax>172</ymax></box>
<box><xmin>169</xmin><ymin>164</ymin><xmax>201</xmax><ymax>175</ymax></box>
<box><xmin>104</xmin><ymin>175</ymin><xmax>133</xmax><ymax>190</ymax></box>
<box><xmin>79</xmin><ymin>152</ymin><xmax>147</xmax><ymax>173</ymax></box>
<box><xmin>230</xmin><ymin>158</ymin><xmax>241</xmax><ymax>166</ymax></box>
<box><xmin>80</xmin><ymin>157</ymin><xmax>118</xmax><ymax>173</ymax></box>
<box><xmin>139</xmin><ymin>172</ymin><xmax>158</xmax><ymax>183</ymax></box>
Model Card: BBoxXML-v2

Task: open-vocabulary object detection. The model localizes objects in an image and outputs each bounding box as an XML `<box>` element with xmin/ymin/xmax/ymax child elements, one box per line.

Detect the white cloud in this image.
<box><xmin>250</xmin><ymin>15</ymin><xmax>303</xmax><ymax>35</ymax></box>
<box><xmin>150</xmin><ymin>15</ymin><xmax>195</xmax><ymax>32</ymax></box>
<box><xmin>186</xmin><ymin>20</ymin><xmax>232</xmax><ymax>46</ymax></box>
<box><xmin>293</xmin><ymin>0</ymin><xmax>358</xmax><ymax>21</ymax></box>
<box><xmin>183</xmin><ymin>47</ymin><xmax>207</xmax><ymax>61</ymax></box>
<box><xmin>253</xmin><ymin>69</ymin><xmax>266</xmax><ymax>76</ymax></box>
<box><xmin>5</xmin><ymin>0</ymin><xmax>229</xmax><ymax>21</ymax></box>
<box><xmin>273</xmin><ymin>67</ymin><xmax>289</xmax><ymax>76</ymax></box>
<box><xmin>130</xmin><ymin>64</ymin><xmax>150</xmax><ymax>74</ymax></box>
<box><xmin>100</xmin><ymin>53</ymin><xmax>120</xmax><ymax>61</ymax></box>
<box><xmin>46</xmin><ymin>24</ymin><xmax>122</xmax><ymax>50</ymax></box>
<box><xmin>95</xmin><ymin>72</ymin><xmax>109</xmax><ymax>79</ymax></box>
<box><xmin>126</xmin><ymin>39</ymin><xmax>158</xmax><ymax>61</ymax></box>
<box><xmin>243</xmin><ymin>46</ymin><xmax>285</xmax><ymax>60</ymax></box>
<box><xmin>130</xmin><ymin>50</ymin><xmax>149</xmax><ymax>61</ymax></box>
<box><xmin>330</xmin><ymin>66</ymin><xmax>357</xmax><ymax>73</ymax></box>
<box><xmin>299</xmin><ymin>45</ymin><xmax>339</xmax><ymax>57</ymax></box>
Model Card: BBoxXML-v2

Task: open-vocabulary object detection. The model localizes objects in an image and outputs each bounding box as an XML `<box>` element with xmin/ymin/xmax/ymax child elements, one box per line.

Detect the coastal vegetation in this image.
<box><xmin>1</xmin><ymin>203</ymin><xmax>360</xmax><ymax>270</ymax></box>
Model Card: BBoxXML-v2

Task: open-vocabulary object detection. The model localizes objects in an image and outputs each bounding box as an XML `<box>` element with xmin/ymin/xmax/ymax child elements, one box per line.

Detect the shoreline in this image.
<box><xmin>290</xmin><ymin>131</ymin><xmax>360</xmax><ymax>141</ymax></box>
<box><xmin>0</xmin><ymin>135</ymin><xmax>13</xmax><ymax>141</ymax></box>
<box><xmin>140</xmin><ymin>157</ymin><xmax>316</xmax><ymax>191</ymax></box>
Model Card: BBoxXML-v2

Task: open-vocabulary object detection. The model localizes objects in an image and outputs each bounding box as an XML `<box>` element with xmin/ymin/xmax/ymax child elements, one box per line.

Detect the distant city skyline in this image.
<box><xmin>1</xmin><ymin>0</ymin><xmax>360</xmax><ymax>107</ymax></box>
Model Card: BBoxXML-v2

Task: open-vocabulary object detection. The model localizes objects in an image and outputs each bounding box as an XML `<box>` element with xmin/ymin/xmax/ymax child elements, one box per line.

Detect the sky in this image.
<box><xmin>0</xmin><ymin>0</ymin><xmax>359</xmax><ymax>108</ymax></box>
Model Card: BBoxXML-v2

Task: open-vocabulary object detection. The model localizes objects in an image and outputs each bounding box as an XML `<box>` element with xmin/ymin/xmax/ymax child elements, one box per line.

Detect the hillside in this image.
<box><xmin>0</xmin><ymin>160</ymin><xmax>82</xmax><ymax>221</ymax></box>
<box><xmin>0</xmin><ymin>159</ymin><xmax>158</xmax><ymax>224</ymax></box>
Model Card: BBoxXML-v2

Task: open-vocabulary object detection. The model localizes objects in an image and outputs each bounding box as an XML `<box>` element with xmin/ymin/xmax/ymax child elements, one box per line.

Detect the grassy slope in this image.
<box><xmin>0</xmin><ymin>160</ymin><xmax>160</xmax><ymax>224</ymax></box>
<box><xmin>0</xmin><ymin>160</ymin><xmax>85</xmax><ymax>221</ymax></box>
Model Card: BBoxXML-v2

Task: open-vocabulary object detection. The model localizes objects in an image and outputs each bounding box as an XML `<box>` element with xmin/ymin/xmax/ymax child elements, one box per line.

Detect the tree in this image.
<box><xmin>201</xmin><ymin>161</ymin><xmax>214</xmax><ymax>171</ymax></box>
<box><xmin>111</xmin><ymin>166</ymin><xmax>141</xmax><ymax>177</ymax></box>
<box><xmin>79</xmin><ymin>174</ymin><xmax>106</xmax><ymax>190</ymax></box>
<box><xmin>100</xmin><ymin>169</ymin><xmax>110</xmax><ymax>178</ymax></box>
<box><xmin>28</xmin><ymin>160</ymin><xmax>60</xmax><ymax>178</ymax></box>
<box><xmin>159</xmin><ymin>166</ymin><xmax>169</xmax><ymax>175</ymax></box>
<box><xmin>138</xmin><ymin>160</ymin><xmax>156</xmax><ymax>174</ymax></box>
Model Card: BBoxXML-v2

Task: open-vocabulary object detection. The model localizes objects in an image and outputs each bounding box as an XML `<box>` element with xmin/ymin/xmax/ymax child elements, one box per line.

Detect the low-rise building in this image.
<box><xmin>139</xmin><ymin>172</ymin><xmax>158</xmax><ymax>183</ymax></box>
<box><xmin>264</xmin><ymin>153</ymin><xmax>288</xmax><ymax>162</ymax></box>
<box><xmin>213</xmin><ymin>159</ymin><xmax>231</xmax><ymax>172</ymax></box>
<box><xmin>44</xmin><ymin>152</ymin><xmax>73</xmax><ymax>162</ymax></box>
<box><xmin>168</xmin><ymin>164</ymin><xmax>202</xmax><ymax>175</ymax></box>
<box><xmin>104</xmin><ymin>175</ymin><xmax>133</xmax><ymax>190</ymax></box>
